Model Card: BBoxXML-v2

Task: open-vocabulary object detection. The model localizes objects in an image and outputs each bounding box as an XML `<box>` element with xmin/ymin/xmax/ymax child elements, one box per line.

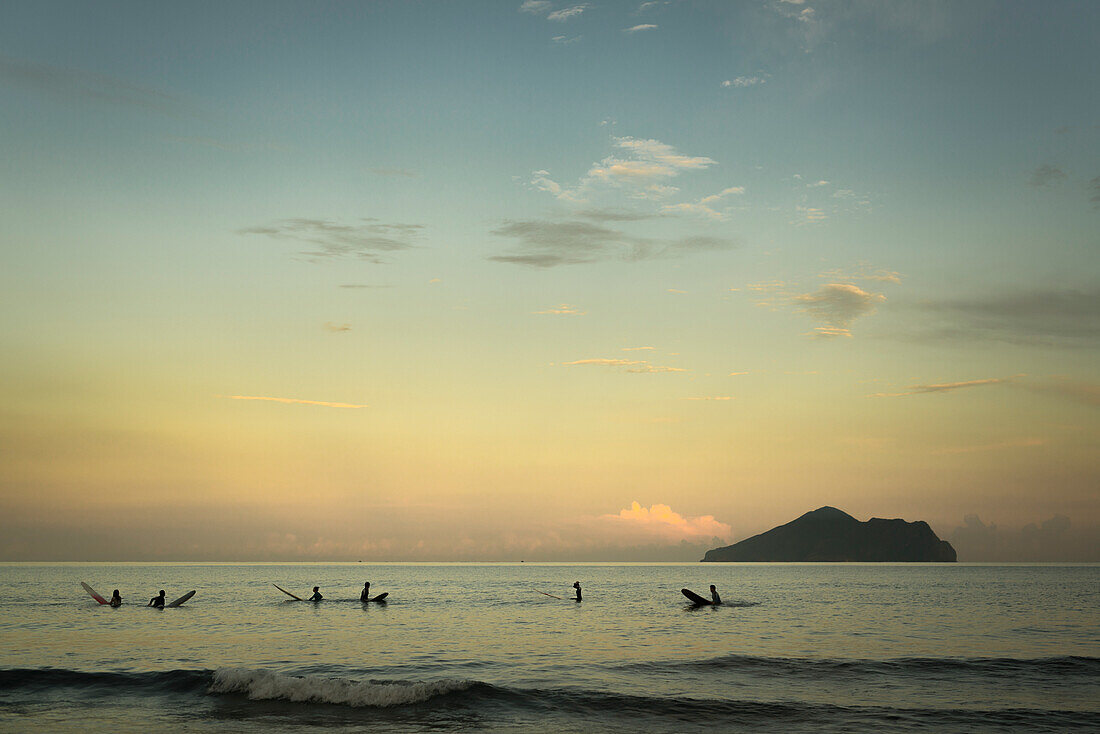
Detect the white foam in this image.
<box><xmin>210</xmin><ymin>667</ymin><xmax>474</xmax><ymax>707</ymax></box>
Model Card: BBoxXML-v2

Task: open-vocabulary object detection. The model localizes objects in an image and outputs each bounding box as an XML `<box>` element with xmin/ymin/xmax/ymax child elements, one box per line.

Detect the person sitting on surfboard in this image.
<box><xmin>110</xmin><ymin>590</ymin><xmax>122</xmax><ymax>607</ymax></box>
<box><xmin>710</xmin><ymin>585</ymin><xmax>721</xmax><ymax>605</ymax></box>
<box><xmin>308</xmin><ymin>586</ymin><xmax>323</xmax><ymax>602</ymax></box>
<box><xmin>148</xmin><ymin>590</ymin><xmax>166</xmax><ymax>608</ymax></box>
<box><xmin>360</xmin><ymin>582</ymin><xmax>372</xmax><ymax>602</ymax></box>
<box><xmin>573</xmin><ymin>581</ymin><xmax>582</xmax><ymax>602</ymax></box>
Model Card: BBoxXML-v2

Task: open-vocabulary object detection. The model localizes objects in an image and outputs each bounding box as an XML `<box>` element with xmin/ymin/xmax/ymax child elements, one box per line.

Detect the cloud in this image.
<box><xmin>794</xmin><ymin>205</ymin><xmax>827</xmax><ymax>224</ymax></box>
<box><xmin>221</xmin><ymin>395</ymin><xmax>368</xmax><ymax>409</ymax></box>
<box><xmin>661</xmin><ymin>186</ymin><xmax>745</xmax><ymax>220</ymax></box>
<box><xmin>551</xmin><ymin>35</ymin><xmax>582</xmax><ymax>44</ymax></box>
<box><xmin>625</xmin><ymin>24</ymin><xmax>658</xmax><ymax>33</ymax></box>
<box><xmin>323</xmin><ymin>322</ymin><xmax>351</xmax><ymax>332</ymax></box>
<box><xmin>489</xmin><ymin>219</ymin><xmax>735</xmax><ymax>267</ymax></box>
<box><xmin>239</xmin><ymin>218</ymin><xmax>422</xmax><ymax>263</ymax></box>
<box><xmin>368</xmin><ymin>167</ymin><xmax>417</xmax><ymax>178</ymax></box>
<box><xmin>563</xmin><ymin>358</ymin><xmax>686</xmax><ymax>373</ymax></box>
<box><xmin>548</xmin><ymin>5</ymin><xmax>589</xmax><ymax>21</ymax></box>
<box><xmin>807</xmin><ymin>179</ymin><xmax>830</xmax><ymax>187</ymax></box>
<box><xmin>869</xmin><ymin>377</ymin><xmax>1012</xmax><ymax>398</ymax></box>
<box><xmin>1020</xmin><ymin>377</ymin><xmax>1100</xmax><ymax>408</ymax></box>
<box><xmin>907</xmin><ymin>286</ymin><xmax>1100</xmax><ymax>346</ymax></box>
<box><xmin>819</xmin><ymin>263</ymin><xmax>901</xmax><ymax>284</ymax></box>
<box><xmin>601</xmin><ymin>502</ymin><xmax>732</xmax><ymax>542</ymax></box>
<box><xmin>1029</xmin><ymin>164</ymin><xmax>1067</xmax><ymax>187</ymax></box>
<box><xmin>0</xmin><ymin>54</ymin><xmax>186</xmax><ymax>115</ymax></box>
<box><xmin>931</xmin><ymin>437</ymin><xmax>1045</xmax><ymax>455</ymax></box>
<box><xmin>530</xmin><ymin>136</ymin><xmax>716</xmax><ymax>204</ymax></box>
<box><xmin>795</xmin><ymin>283</ymin><xmax>885</xmax><ymax>337</ymax></box>
<box><xmin>534</xmin><ymin>303</ymin><xmax>585</xmax><ymax>315</ymax></box>
<box><xmin>574</xmin><ymin>207</ymin><xmax>661</xmax><ymax>222</ymax></box>
<box><xmin>519</xmin><ymin>0</ymin><xmax>553</xmax><ymax>13</ymax></box>
<box><xmin>721</xmin><ymin>76</ymin><xmax>766</xmax><ymax>88</ymax></box>
<box><xmin>622</xmin><ymin>346</ymin><xmax>655</xmax><ymax>351</ymax></box>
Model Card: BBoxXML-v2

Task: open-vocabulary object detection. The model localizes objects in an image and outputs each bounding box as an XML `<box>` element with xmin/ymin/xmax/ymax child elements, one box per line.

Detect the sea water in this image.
<box><xmin>0</xmin><ymin>563</ymin><xmax>1097</xmax><ymax>732</ymax></box>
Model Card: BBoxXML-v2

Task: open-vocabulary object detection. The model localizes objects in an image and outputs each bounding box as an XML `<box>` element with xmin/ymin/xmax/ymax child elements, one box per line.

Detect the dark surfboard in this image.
<box><xmin>274</xmin><ymin>584</ymin><xmax>304</xmax><ymax>601</ymax></box>
<box><xmin>682</xmin><ymin>588</ymin><xmax>712</xmax><ymax>605</ymax></box>
<box><xmin>363</xmin><ymin>593</ymin><xmax>388</xmax><ymax>603</ymax></box>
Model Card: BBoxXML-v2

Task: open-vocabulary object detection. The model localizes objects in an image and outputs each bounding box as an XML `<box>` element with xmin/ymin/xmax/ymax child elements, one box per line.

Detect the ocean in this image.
<box><xmin>0</xmin><ymin>563</ymin><xmax>1097</xmax><ymax>732</ymax></box>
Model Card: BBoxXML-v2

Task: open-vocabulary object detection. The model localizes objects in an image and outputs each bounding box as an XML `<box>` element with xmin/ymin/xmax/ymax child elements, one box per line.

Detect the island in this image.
<box><xmin>702</xmin><ymin>506</ymin><xmax>957</xmax><ymax>562</ymax></box>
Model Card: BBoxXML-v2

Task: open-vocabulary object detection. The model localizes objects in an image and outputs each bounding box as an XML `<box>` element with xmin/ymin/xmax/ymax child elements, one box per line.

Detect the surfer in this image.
<box><xmin>360</xmin><ymin>582</ymin><xmax>371</xmax><ymax>601</ymax></box>
<box><xmin>710</xmin><ymin>584</ymin><xmax>722</xmax><ymax>605</ymax></box>
<box><xmin>110</xmin><ymin>590</ymin><xmax>122</xmax><ymax>607</ymax></box>
<box><xmin>573</xmin><ymin>581</ymin><xmax>582</xmax><ymax>602</ymax></box>
<box><xmin>308</xmin><ymin>586</ymin><xmax>323</xmax><ymax>602</ymax></box>
<box><xmin>147</xmin><ymin>590</ymin><xmax>166</xmax><ymax>608</ymax></box>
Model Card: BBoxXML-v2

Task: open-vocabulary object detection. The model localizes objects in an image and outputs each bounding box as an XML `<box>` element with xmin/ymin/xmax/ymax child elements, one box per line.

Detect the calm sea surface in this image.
<box><xmin>0</xmin><ymin>563</ymin><xmax>1097</xmax><ymax>732</ymax></box>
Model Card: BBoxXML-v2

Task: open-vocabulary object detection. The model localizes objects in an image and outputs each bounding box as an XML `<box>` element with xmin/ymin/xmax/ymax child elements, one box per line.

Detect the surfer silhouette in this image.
<box><xmin>148</xmin><ymin>590</ymin><xmax>165</xmax><ymax>608</ymax></box>
<box><xmin>710</xmin><ymin>585</ymin><xmax>721</xmax><ymax>605</ymax></box>
<box><xmin>110</xmin><ymin>590</ymin><xmax>122</xmax><ymax>607</ymax></box>
<box><xmin>573</xmin><ymin>581</ymin><xmax>582</xmax><ymax>602</ymax></box>
<box><xmin>308</xmin><ymin>586</ymin><xmax>323</xmax><ymax>602</ymax></box>
<box><xmin>360</xmin><ymin>582</ymin><xmax>371</xmax><ymax>602</ymax></box>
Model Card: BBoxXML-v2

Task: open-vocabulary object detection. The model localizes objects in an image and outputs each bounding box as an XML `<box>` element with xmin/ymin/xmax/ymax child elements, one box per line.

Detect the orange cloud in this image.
<box><xmin>601</xmin><ymin>501</ymin><xmax>732</xmax><ymax>541</ymax></box>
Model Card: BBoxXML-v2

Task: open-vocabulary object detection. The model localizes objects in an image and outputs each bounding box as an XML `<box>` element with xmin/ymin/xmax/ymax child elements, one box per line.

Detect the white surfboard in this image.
<box><xmin>81</xmin><ymin>582</ymin><xmax>108</xmax><ymax>605</ymax></box>
<box><xmin>166</xmin><ymin>590</ymin><xmax>196</xmax><ymax>607</ymax></box>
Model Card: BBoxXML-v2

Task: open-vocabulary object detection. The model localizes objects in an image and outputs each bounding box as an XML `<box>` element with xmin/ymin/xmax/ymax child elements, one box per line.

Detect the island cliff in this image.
<box><xmin>702</xmin><ymin>506</ymin><xmax>957</xmax><ymax>562</ymax></box>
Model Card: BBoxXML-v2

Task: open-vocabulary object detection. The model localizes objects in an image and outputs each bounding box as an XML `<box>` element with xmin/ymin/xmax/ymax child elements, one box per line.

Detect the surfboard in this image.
<box><xmin>273</xmin><ymin>584</ymin><xmax>304</xmax><ymax>601</ymax></box>
<box><xmin>81</xmin><ymin>582</ymin><xmax>108</xmax><ymax>605</ymax></box>
<box><xmin>167</xmin><ymin>590</ymin><xmax>195</xmax><ymax>607</ymax></box>
<box><xmin>681</xmin><ymin>588</ymin><xmax>712</xmax><ymax>605</ymax></box>
<box><xmin>535</xmin><ymin>590</ymin><xmax>562</xmax><ymax>599</ymax></box>
<box><xmin>363</xmin><ymin>593</ymin><xmax>388</xmax><ymax>603</ymax></box>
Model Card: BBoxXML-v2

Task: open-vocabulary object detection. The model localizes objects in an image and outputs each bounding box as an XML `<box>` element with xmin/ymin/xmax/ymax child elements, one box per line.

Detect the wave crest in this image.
<box><xmin>210</xmin><ymin>667</ymin><xmax>477</xmax><ymax>708</ymax></box>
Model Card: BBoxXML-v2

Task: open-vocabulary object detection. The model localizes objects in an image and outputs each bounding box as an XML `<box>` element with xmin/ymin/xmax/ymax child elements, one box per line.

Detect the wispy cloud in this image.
<box><xmin>721</xmin><ymin>76</ymin><xmax>766</xmax><ymax>88</ymax></box>
<box><xmin>622</xmin><ymin>346</ymin><xmax>655</xmax><ymax>351</ymax></box>
<box><xmin>932</xmin><ymin>438</ymin><xmax>1045</xmax><ymax>455</ymax></box>
<box><xmin>221</xmin><ymin>395</ymin><xmax>368</xmax><ymax>409</ymax></box>
<box><xmin>534</xmin><ymin>303</ymin><xmax>585</xmax><ymax>315</ymax></box>
<box><xmin>795</xmin><ymin>283</ymin><xmax>885</xmax><ymax>338</ymax></box>
<box><xmin>551</xmin><ymin>34</ymin><xmax>582</xmax><ymax>44</ymax></box>
<box><xmin>661</xmin><ymin>186</ymin><xmax>745</xmax><ymax>220</ymax></box>
<box><xmin>905</xmin><ymin>286</ymin><xmax>1100</xmax><ymax>346</ymax></box>
<box><xmin>1020</xmin><ymin>377</ymin><xmax>1100</xmax><ymax>408</ymax></box>
<box><xmin>489</xmin><ymin>219</ymin><xmax>734</xmax><ymax>267</ymax></box>
<box><xmin>1029</xmin><ymin>164</ymin><xmax>1067</xmax><ymax>188</ymax></box>
<box><xmin>870</xmin><ymin>377</ymin><xmax>1013</xmax><ymax>398</ymax></box>
<box><xmin>548</xmin><ymin>5</ymin><xmax>589</xmax><ymax>21</ymax></box>
<box><xmin>239</xmin><ymin>218</ymin><xmax>422</xmax><ymax>263</ymax></box>
<box><xmin>625</xmin><ymin>24</ymin><xmax>658</xmax><ymax>33</ymax></box>
<box><xmin>530</xmin><ymin>136</ymin><xmax>716</xmax><ymax>204</ymax></box>
<box><xmin>519</xmin><ymin>0</ymin><xmax>553</xmax><ymax>14</ymax></box>
<box><xmin>819</xmin><ymin>263</ymin><xmax>901</xmax><ymax>284</ymax></box>
<box><xmin>563</xmin><ymin>358</ymin><xmax>686</xmax><ymax>373</ymax></box>
<box><xmin>323</xmin><ymin>322</ymin><xmax>351</xmax><ymax>332</ymax></box>
<box><xmin>0</xmin><ymin>54</ymin><xmax>186</xmax><ymax>115</ymax></box>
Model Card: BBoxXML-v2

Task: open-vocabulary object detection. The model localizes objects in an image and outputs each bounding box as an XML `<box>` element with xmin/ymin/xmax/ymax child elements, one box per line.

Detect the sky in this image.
<box><xmin>1</xmin><ymin>0</ymin><xmax>1097</xmax><ymax>561</ymax></box>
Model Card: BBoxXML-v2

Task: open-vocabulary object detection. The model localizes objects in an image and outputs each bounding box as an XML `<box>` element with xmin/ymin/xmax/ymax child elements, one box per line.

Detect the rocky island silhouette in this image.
<box><xmin>702</xmin><ymin>506</ymin><xmax>957</xmax><ymax>562</ymax></box>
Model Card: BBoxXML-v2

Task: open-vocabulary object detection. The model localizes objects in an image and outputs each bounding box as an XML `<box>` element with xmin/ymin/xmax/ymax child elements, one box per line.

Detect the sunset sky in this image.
<box><xmin>1</xmin><ymin>1</ymin><xmax>1097</xmax><ymax>561</ymax></box>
